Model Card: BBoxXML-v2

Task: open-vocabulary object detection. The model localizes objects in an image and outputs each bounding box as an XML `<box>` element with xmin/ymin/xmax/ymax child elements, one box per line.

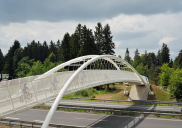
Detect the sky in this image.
<box><xmin>0</xmin><ymin>0</ymin><xmax>182</xmax><ymax>59</ymax></box>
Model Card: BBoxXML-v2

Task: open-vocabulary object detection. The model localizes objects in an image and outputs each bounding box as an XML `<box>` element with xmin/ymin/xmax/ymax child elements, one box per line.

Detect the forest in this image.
<box><xmin>0</xmin><ymin>22</ymin><xmax>182</xmax><ymax>101</ymax></box>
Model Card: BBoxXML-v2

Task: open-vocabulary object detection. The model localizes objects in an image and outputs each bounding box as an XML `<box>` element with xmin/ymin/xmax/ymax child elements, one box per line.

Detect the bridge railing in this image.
<box><xmin>0</xmin><ymin>70</ymin><xmax>144</xmax><ymax>118</ymax></box>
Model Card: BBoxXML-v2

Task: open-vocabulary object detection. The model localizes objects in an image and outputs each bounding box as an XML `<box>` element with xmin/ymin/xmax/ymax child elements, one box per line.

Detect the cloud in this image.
<box><xmin>0</xmin><ymin>0</ymin><xmax>182</xmax><ymax>24</ymax></box>
<box><xmin>159</xmin><ymin>37</ymin><xmax>177</xmax><ymax>45</ymax></box>
<box><xmin>0</xmin><ymin>12</ymin><xmax>182</xmax><ymax>60</ymax></box>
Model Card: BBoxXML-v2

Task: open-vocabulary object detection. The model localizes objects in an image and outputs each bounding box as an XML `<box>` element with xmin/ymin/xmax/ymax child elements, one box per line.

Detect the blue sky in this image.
<box><xmin>0</xmin><ymin>0</ymin><xmax>182</xmax><ymax>59</ymax></box>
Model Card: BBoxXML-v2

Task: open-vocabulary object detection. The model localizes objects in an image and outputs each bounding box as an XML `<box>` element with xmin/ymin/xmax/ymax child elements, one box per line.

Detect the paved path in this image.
<box><xmin>4</xmin><ymin>109</ymin><xmax>182</xmax><ymax>128</ymax></box>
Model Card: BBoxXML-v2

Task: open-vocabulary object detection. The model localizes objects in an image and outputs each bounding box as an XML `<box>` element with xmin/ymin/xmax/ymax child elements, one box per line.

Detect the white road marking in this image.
<box><xmin>34</xmin><ymin>120</ymin><xmax>85</xmax><ymax>127</ymax></box>
<box><xmin>34</xmin><ymin>120</ymin><xmax>44</xmax><ymax>122</ymax></box>
<box><xmin>145</xmin><ymin>118</ymin><xmax>182</xmax><ymax>121</ymax></box>
<box><xmin>5</xmin><ymin>117</ymin><xmax>20</xmax><ymax>120</ymax></box>
<box><xmin>59</xmin><ymin>101</ymin><xmax>174</xmax><ymax>110</ymax></box>
<box><xmin>30</xmin><ymin>109</ymin><xmax>105</xmax><ymax>116</ymax></box>
<box><xmin>73</xmin><ymin>117</ymin><xmax>96</xmax><ymax>120</ymax></box>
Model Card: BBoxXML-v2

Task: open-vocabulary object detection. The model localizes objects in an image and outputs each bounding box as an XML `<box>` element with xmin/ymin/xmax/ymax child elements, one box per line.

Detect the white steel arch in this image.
<box><xmin>41</xmin><ymin>55</ymin><xmax>151</xmax><ymax>128</ymax></box>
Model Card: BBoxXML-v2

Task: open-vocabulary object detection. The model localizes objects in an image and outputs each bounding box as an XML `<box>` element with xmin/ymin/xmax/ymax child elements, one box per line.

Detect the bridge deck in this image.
<box><xmin>0</xmin><ymin>70</ymin><xmax>148</xmax><ymax>118</ymax></box>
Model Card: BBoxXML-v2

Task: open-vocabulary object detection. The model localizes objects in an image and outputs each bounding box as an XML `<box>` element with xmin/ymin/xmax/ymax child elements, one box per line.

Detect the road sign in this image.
<box><xmin>2</xmin><ymin>74</ymin><xmax>9</xmax><ymax>79</ymax></box>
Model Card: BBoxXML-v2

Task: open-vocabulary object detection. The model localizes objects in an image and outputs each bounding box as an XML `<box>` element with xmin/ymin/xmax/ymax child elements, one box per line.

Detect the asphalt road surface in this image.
<box><xmin>4</xmin><ymin>109</ymin><xmax>182</xmax><ymax>128</ymax></box>
<box><xmin>55</xmin><ymin>100</ymin><xmax>182</xmax><ymax>113</ymax></box>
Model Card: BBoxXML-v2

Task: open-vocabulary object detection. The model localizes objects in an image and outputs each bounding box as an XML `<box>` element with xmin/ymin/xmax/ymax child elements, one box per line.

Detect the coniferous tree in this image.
<box><xmin>133</xmin><ymin>49</ymin><xmax>141</xmax><ymax>68</ymax></box>
<box><xmin>173</xmin><ymin>50</ymin><xmax>182</xmax><ymax>69</ymax></box>
<box><xmin>124</xmin><ymin>48</ymin><xmax>131</xmax><ymax>62</ymax></box>
<box><xmin>102</xmin><ymin>24</ymin><xmax>115</xmax><ymax>55</ymax></box>
<box><xmin>42</xmin><ymin>41</ymin><xmax>49</xmax><ymax>61</ymax></box>
<box><xmin>70</xmin><ymin>34</ymin><xmax>80</xmax><ymax>59</ymax></box>
<box><xmin>56</xmin><ymin>40</ymin><xmax>61</xmax><ymax>60</ymax></box>
<box><xmin>59</xmin><ymin>33</ymin><xmax>71</xmax><ymax>62</ymax></box>
<box><xmin>94</xmin><ymin>22</ymin><xmax>103</xmax><ymax>55</ymax></box>
<box><xmin>48</xmin><ymin>52</ymin><xmax>56</xmax><ymax>63</ymax></box>
<box><xmin>49</xmin><ymin>40</ymin><xmax>57</xmax><ymax>56</ymax></box>
<box><xmin>0</xmin><ymin>49</ymin><xmax>4</xmax><ymax>73</ymax></box>
<box><xmin>142</xmin><ymin>50</ymin><xmax>149</xmax><ymax>66</ymax></box>
<box><xmin>148</xmin><ymin>52</ymin><xmax>156</xmax><ymax>68</ymax></box>
<box><xmin>169</xmin><ymin>59</ymin><xmax>173</xmax><ymax>68</ymax></box>
<box><xmin>13</xmin><ymin>48</ymin><xmax>23</xmax><ymax>77</ymax></box>
<box><xmin>161</xmin><ymin>43</ymin><xmax>170</xmax><ymax>64</ymax></box>
<box><xmin>177</xmin><ymin>50</ymin><xmax>182</xmax><ymax>68</ymax></box>
<box><xmin>156</xmin><ymin>49</ymin><xmax>162</xmax><ymax>66</ymax></box>
<box><xmin>78</xmin><ymin>25</ymin><xmax>96</xmax><ymax>56</ymax></box>
<box><xmin>2</xmin><ymin>40</ymin><xmax>21</xmax><ymax>77</ymax></box>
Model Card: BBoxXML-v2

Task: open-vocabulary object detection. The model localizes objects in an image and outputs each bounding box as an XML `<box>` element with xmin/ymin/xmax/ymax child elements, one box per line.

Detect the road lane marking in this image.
<box><xmin>74</xmin><ymin>117</ymin><xmax>96</xmax><ymax>120</ymax></box>
<box><xmin>145</xmin><ymin>118</ymin><xmax>182</xmax><ymax>121</ymax></box>
<box><xmin>5</xmin><ymin>117</ymin><xmax>20</xmax><ymax>120</ymax></box>
<box><xmin>34</xmin><ymin>120</ymin><xmax>85</xmax><ymax>127</ymax></box>
<box><xmin>34</xmin><ymin>120</ymin><xmax>44</xmax><ymax>122</ymax></box>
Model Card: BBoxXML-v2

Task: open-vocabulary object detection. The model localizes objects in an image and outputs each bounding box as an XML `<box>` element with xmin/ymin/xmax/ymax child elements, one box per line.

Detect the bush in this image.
<box><xmin>74</xmin><ymin>88</ymin><xmax>97</xmax><ymax>97</ymax></box>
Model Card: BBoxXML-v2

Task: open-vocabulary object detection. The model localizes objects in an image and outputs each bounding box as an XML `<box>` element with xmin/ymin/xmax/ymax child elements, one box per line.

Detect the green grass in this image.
<box><xmin>64</xmin><ymin>86</ymin><xmax>117</xmax><ymax>98</ymax></box>
<box><xmin>148</xmin><ymin>85</ymin><xmax>175</xmax><ymax>101</ymax></box>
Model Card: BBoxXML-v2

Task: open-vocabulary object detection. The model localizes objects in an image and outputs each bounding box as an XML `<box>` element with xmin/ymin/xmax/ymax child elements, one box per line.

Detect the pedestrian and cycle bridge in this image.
<box><xmin>0</xmin><ymin>55</ymin><xmax>153</xmax><ymax>127</ymax></box>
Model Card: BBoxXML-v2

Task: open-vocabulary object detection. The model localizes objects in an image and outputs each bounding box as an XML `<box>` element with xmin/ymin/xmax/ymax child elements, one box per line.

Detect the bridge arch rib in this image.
<box><xmin>41</xmin><ymin>55</ymin><xmax>151</xmax><ymax>128</ymax></box>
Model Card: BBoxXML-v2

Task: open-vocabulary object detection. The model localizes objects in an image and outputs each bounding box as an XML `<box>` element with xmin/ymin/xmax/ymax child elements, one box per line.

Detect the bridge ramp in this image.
<box><xmin>128</xmin><ymin>85</ymin><xmax>149</xmax><ymax>101</ymax></box>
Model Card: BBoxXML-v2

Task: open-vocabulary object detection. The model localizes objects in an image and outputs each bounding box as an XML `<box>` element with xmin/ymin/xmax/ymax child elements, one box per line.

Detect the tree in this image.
<box><xmin>49</xmin><ymin>40</ymin><xmax>57</xmax><ymax>57</ymax></box>
<box><xmin>118</xmin><ymin>55</ymin><xmax>122</xmax><ymax>59</ymax></box>
<box><xmin>156</xmin><ymin>49</ymin><xmax>162</xmax><ymax>66</ymax></box>
<box><xmin>148</xmin><ymin>52</ymin><xmax>156</xmax><ymax>68</ymax></box>
<box><xmin>56</xmin><ymin>40</ymin><xmax>61</xmax><ymax>60</ymax></box>
<box><xmin>124</xmin><ymin>48</ymin><xmax>131</xmax><ymax>62</ymax></box>
<box><xmin>141</xmin><ymin>50</ymin><xmax>149</xmax><ymax>66</ymax></box>
<box><xmin>169</xmin><ymin>68</ymin><xmax>182</xmax><ymax>101</ymax></box>
<box><xmin>15</xmin><ymin>57</ymin><xmax>35</xmax><ymax>78</ymax></box>
<box><xmin>59</xmin><ymin>33</ymin><xmax>71</xmax><ymax>62</ymax></box>
<box><xmin>69</xmin><ymin>34</ymin><xmax>80</xmax><ymax>59</ymax></box>
<box><xmin>161</xmin><ymin>43</ymin><xmax>170</xmax><ymax>64</ymax></box>
<box><xmin>133</xmin><ymin>49</ymin><xmax>141</xmax><ymax>68</ymax></box>
<box><xmin>42</xmin><ymin>41</ymin><xmax>50</xmax><ymax>61</ymax></box>
<box><xmin>158</xmin><ymin>63</ymin><xmax>173</xmax><ymax>90</ymax></box>
<box><xmin>2</xmin><ymin>40</ymin><xmax>21</xmax><ymax>77</ymax></box>
<box><xmin>178</xmin><ymin>50</ymin><xmax>182</xmax><ymax>68</ymax></box>
<box><xmin>173</xmin><ymin>50</ymin><xmax>182</xmax><ymax>69</ymax></box>
<box><xmin>13</xmin><ymin>48</ymin><xmax>23</xmax><ymax>77</ymax></box>
<box><xmin>136</xmin><ymin>63</ymin><xmax>148</xmax><ymax>76</ymax></box>
<box><xmin>169</xmin><ymin>59</ymin><xmax>173</xmax><ymax>68</ymax></box>
<box><xmin>0</xmin><ymin>49</ymin><xmax>4</xmax><ymax>73</ymax></box>
<box><xmin>47</xmin><ymin>52</ymin><xmax>56</xmax><ymax>63</ymax></box>
<box><xmin>27</xmin><ymin>61</ymin><xmax>44</xmax><ymax>76</ymax></box>
<box><xmin>102</xmin><ymin>24</ymin><xmax>115</xmax><ymax>55</ymax></box>
<box><xmin>78</xmin><ymin>25</ymin><xmax>97</xmax><ymax>56</ymax></box>
<box><xmin>147</xmin><ymin>65</ymin><xmax>161</xmax><ymax>85</ymax></box>
<box><xmin>94</xmin><ymin>22</ymin><xmax>103</xmax><ymax>55</ymax></box>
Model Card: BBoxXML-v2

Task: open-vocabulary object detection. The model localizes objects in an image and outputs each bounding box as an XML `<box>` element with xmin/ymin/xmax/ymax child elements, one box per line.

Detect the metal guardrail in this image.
<box><xmin>56</xmin><ymin>103</ymin><xmax>182</xmax><ymax>114</ymax></box>
<box><xmin>0</xmin><ymin>118</ymin><xmax>83</xmax><ymax>128</ymax></box>
<box><xmin>1</xmin><ymin>108</ymin><xmax>182</xmax><ymax>128</ymax></box>
<box><xmin>62</xmin><ymin>97</ymin><xmax>182</xmax><ymax>106</ymax></box>
<box><xmin>57</xmin><ymin>105</ymin><xmax>182</xmax><ymax>116</ymax></box>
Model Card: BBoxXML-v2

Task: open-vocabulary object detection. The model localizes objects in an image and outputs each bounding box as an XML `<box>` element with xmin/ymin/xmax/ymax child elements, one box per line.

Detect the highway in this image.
<box><xmin>51</xmin><ymin>100</ymin><xmax>182</xmax><ymax>113</ymax></box>
<box><xmin>4</xmin><ymin>109</ymin><xmax>182</xmax><ymax>128</ymax></box>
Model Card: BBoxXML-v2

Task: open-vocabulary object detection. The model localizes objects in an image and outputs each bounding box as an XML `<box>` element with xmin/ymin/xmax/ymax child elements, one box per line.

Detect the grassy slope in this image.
<box><xmin>64</xmin><ymin>84</ymin><xmax>173</xmax><ymax>101</ymax></box>
<box><xmin>149</xmin><ymin>85</ymin><xmax>175</xmax><ymax>101</ymax></box>
<box><xmin>110</xmin><ymin>84</ymin><xmax>173</xmax><ymax>101</ymax></box>
<box><xmin>111</xmin><ymin>85</ymin><xmax>133</xmax><ymax>100</ymax></box>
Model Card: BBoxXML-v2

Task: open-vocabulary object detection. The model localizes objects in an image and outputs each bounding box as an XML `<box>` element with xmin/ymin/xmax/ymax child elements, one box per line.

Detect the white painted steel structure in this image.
<box><xmin>0</xmin><ymin>55</ymin><xmax>152</xmax><ymax>127</ymax></box>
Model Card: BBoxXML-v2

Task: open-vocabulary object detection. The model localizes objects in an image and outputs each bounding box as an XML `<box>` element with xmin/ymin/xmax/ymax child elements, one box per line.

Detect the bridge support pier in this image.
<box><xmin>123</xmin><ymin>82</ymin><xmax>129</xmax><ymax>96</ymax></box>
<box><xmin>128</xmin><ymin>85</ymin><xmax>149</xmax><ymax>100</ymax></box>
